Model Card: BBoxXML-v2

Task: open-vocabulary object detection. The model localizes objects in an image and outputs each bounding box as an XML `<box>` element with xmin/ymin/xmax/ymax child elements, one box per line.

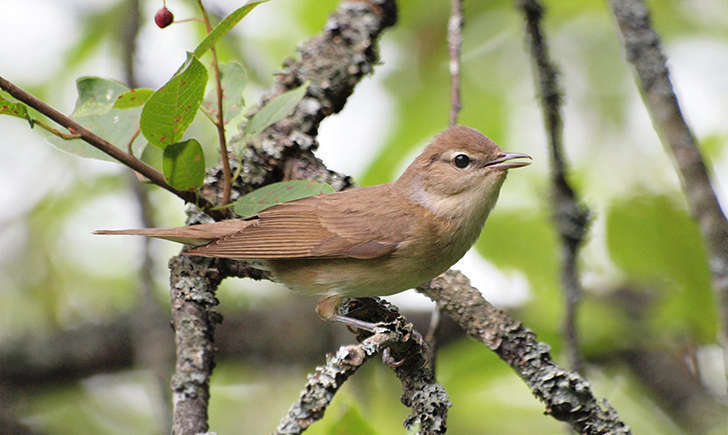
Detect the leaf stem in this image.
<box><xmin>34</xmin><ymin>118</ymin><xmax>82</xmax><ymax>140</ymax></box>
<box><xmin>196</xmin><ymin>0</ymin><xmax>232</xmax><ymax>209</ymax></box>
<box><xmin>173</xmin><ymin>17</ymin><xmax>205</xmax><ymax>24</ymax></box>
<box><xmin>126</xmin><ymin>127</ymin><xmax>141</xmax><ymax>155</ymax></box>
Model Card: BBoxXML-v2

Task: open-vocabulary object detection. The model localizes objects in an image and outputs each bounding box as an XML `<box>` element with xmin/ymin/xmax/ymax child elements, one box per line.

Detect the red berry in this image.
<box><xmin>154</xmin><ymin>7</ymin><xmax>174</xmax><ymax>28</ymax></box>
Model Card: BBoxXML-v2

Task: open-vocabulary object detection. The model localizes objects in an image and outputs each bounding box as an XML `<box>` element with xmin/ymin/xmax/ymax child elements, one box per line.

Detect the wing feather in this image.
<box><xmin>184</xmin><ymin>184</ymin><xmax>410</xmax><ymax>260</ymax></box>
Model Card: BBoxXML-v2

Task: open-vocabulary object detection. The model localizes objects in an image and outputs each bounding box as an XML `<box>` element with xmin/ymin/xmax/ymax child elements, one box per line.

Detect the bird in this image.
<box><xmin>96</xmin><ymin>125</ymin><xmax>531</xmax><ymax>330</ymax></box>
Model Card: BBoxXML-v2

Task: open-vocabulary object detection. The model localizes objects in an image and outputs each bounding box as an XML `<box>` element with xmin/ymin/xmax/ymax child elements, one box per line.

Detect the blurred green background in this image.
<box><xmin>1</xmin><ymin>0</ymin><xmax>727</xmax><ymax>433</ymax></box>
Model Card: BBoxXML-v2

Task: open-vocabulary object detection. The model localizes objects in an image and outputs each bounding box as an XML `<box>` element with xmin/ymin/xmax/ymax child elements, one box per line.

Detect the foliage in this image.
<box><xmin>234</xmin><ymin>180</ymin><xmax>334</xmax><ymax>217</ymax></box>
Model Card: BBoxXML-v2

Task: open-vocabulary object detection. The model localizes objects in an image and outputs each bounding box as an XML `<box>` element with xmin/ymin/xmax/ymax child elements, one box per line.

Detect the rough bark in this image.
<box><xmin>516</xmin><ymin>0</ymin><xmax>590</xmax><ymax>373</ymax></box>
<box><xmin>277</xmin><ymin>299</ymin><xmax>449</xmax><ymax>434</ymax></box>
<box><xmin>609</xmin><ymin>0</ymin><xmax>728</xmax><ymax>389</ymax></box>
<box><xmin>168</xmin><ymin>255</ymin><xmax>223</xmax><ymax>435</ymax></box>
<box><xmin>419</xmin><ymin>271</ymin><xmax>631</xmax><ymax>434</ymax></box>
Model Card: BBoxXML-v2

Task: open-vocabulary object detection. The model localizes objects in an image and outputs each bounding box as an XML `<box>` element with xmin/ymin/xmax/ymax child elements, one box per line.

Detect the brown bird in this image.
<box><xmin>96</xmin><ymin>125</ymin><xmax>531</xmax><ymax>330</ymax></box>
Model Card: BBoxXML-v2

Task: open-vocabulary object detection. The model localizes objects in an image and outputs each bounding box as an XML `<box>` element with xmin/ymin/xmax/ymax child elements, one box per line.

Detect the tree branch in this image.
<box><xmin>418</xmin><ymin>270</ymin><xmax>631</xmax><ymax>434</ymax></box>
<box><xmin>0</xmin><ymin>75</ymin><xmax>206</xmax><ymax>207</ymax></box>
<box><xmin>223</xmin><ymin>0</ymin><xmax>397</xmax><ymax>193</ymax></box>
<box><xmin>277</xmin><ymin>298</ymin><xmax>449</xmax><ymax>434</ymax></box>
<box><xmin>168</xmin><ymin>255</ymin><xmax>223</xmax><ymax>434</ymax></box>
<box><xmin>516</xmin><ymin>0</ymin><xmax>590</xmax><ymax>373</ymax></box>
<box><xmin>609</xmin><ymin>0</ymin><xmax>728</xmax><ymax>389</ymax></box>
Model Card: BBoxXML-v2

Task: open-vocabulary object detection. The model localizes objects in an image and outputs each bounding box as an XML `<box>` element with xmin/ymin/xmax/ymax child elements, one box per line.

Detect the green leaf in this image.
<box><xmin>162</xmin><ymin>139</ymin><xmax>205</xmax><ymax>191</ymax></box>
<box><xmin>201</xmin><ymin>62</ymin><xmax>247</xmax><ymax>125</ymax></box>
<box><xmin>141</xmin><ymin>54</ymin><xmax>208</xmax><ymax>149</ymax></box>
<box><xmin>113</xmin><ymin>88</ymin><xmax>154</xmax><ymax>109</ymax></box>
<box><xmin>44</xmin><ymin>77</ymin><xmax>144</xmax><ymax>161</ymax></box>
<box><xmin>140</xmin><ymin>143</ymin><xmax>163</xmax><ymax>170</ymax></box>
<box><xmin>244</xmin><ymin>82</ymin><xmax>309</xmax><ymax>136</ymax></box>
<box><xmin>193</xmin><ymin>1</ymin><xmax>268</xmax><ymax>58</ymax></box>
<box><xmin>73</xmin><ymin>76</ymin><xmax>127</xmax><ymax>116</ymax></box>
<box><xmin>233</xmin><ymin>180</ymin><xmax>334</xmax><ymax>217</ymax></box>
<box><xmin>606</xmin><ymin>194</ymin><xmax>716</xmax><ymax>341</ymax></box>
<box><xmin>0</xmin><ymin>95</ymin><xmax>31</xmax><ymax>121</ymax></box>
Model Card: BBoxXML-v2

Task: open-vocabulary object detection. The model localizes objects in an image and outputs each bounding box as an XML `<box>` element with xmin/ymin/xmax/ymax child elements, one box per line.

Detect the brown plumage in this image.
<box><xmin>96</xmin><ymin>125</ymin><xmax>531</xmax><ymax>328</ymax></box>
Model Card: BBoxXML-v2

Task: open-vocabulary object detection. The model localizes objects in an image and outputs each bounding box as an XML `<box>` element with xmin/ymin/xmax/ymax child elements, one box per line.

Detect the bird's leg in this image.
<box><xmin>315</xmin><ymin>295</ymin><xmax>379</xmax><ymax>332</ymax></box>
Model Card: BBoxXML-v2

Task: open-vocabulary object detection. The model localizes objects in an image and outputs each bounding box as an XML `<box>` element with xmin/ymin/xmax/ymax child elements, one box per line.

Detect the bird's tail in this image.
<box><xmin>94</xmin><ymin>220</ymin><xmax>249</xmax><ymax>246</ymax></box>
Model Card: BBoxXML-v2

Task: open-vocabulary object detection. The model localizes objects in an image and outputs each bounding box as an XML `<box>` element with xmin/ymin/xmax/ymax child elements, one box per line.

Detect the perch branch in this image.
<box><xmin>609</xmin><ymin>0</ymin><xmax>728</xmax><ymax>387</ymax></box>
<box><xmin>418</xmin><ymin>270</ymin><xmax>631</xmax><ymax>434</ymax></box>
<box><xmin>277</xmin><ymin>299</ymin><xmax>449</xmax><ymax>434</ymax></box>
<box><xmin>516</xmin><ymin>0</ymin><xmax>590</xmax><ymax>373</ymax></box>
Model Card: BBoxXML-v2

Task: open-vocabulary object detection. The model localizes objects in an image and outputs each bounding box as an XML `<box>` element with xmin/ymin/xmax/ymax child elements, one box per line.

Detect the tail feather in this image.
<box><xmin>94</xmin><ymin>220</ymin><xmax>250</xmax><ymax>246</ymax></box>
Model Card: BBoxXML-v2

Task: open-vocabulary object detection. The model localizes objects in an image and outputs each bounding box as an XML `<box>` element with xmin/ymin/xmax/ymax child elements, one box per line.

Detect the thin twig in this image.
<box><xmin>516</xmin><ymin>0</ymin><xmax>590</xmax><ymax>373</ymax></box>
<box><xmin>425</xmin><ymin>0</ymin><xmax>466</xmax><ymax>374</ymax></box>
<box><xmin>609</xmin><ymin>0</ymin><xmax>728</xmax><ymax>391</ymax></box>
<box><xmin>447</xmin><ymin>0</ymin><xmax>464</xmax><ymax>127</ymax></box>
<box><xmin>0</xmin><ymin>75</ymin><xmax>205</xmax><ymax>207</ymax></box>
<box><xmin>196</xmin><ymin>0</ymin><xmax>232</xmax><ymax>207</ymax></box>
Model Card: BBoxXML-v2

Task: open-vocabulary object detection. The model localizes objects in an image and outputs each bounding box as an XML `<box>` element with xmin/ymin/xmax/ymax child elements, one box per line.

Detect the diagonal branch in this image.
<box><xmin>223</xmin><ymin>0</ymin><xmax>397</xmax><ymax>193</ymax></box>
<box><xmin>0</xmin><ymin>75</ymin><xmax>205</xmax><ymax>207</ymax></box>
<box><xmin>418</xmin><ymin>271</ymin><xmax>631</xmax><ymax>434</ymax></box>
<box><xmin>609</xmin><ymin>0</ymin><xmax>728</xmax><ymax>389</ymax></box>
<box><xmin>516</xmin><ymin>0</ymin><xmax>590</xmax><ymax>373</ymax></box>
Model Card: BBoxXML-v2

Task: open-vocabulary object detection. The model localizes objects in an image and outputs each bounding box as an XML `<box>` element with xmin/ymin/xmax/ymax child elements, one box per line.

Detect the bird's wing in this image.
<box><xmin>184</xmin><ymin>184</ymin><xmax>409</xmax><ymax>260</ymax></box>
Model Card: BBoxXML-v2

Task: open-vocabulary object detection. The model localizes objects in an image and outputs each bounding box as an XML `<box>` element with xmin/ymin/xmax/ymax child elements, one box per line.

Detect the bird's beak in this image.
<box><xmin>484</xmin><ymin>152</ymin><xmax>532</xmax><ymax>170</ymax></box>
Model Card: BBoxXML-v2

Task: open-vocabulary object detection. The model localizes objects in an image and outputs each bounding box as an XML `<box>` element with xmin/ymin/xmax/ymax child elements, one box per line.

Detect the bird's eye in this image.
<box><xmin>453</xmin><ymin>153</ymin><xmax>470</xmax><ymax>168</ymax></box>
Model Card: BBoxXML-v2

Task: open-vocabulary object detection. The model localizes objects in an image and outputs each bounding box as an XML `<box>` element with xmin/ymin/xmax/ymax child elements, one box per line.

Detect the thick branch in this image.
<box><xmin>609</xmin><ymin>0</ymin><xmax>728</xmax><ymax>387</ymax></box>
<box><xmin>0</xmin><ymin>75</ymin><xmax>204</xmax><ymax>207</ymax></box>
<box><xmin>516</xmin><ymin>0</ymin><xmax>590</xmax><ymax>373</ymax></box>
<box><xmin>168</xmin><ymin>255</ymin><xmax>223</xmax><ymax>435</ymax></box>
<box><xmin>224</xmin><ymin>0</ymin><xmax>396</xmax><ymax>193</ymax></box>
<box><xmin>418</xmin><ymin>270</ymin><xmax>631</xmax><ymax>434</ymax></box>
